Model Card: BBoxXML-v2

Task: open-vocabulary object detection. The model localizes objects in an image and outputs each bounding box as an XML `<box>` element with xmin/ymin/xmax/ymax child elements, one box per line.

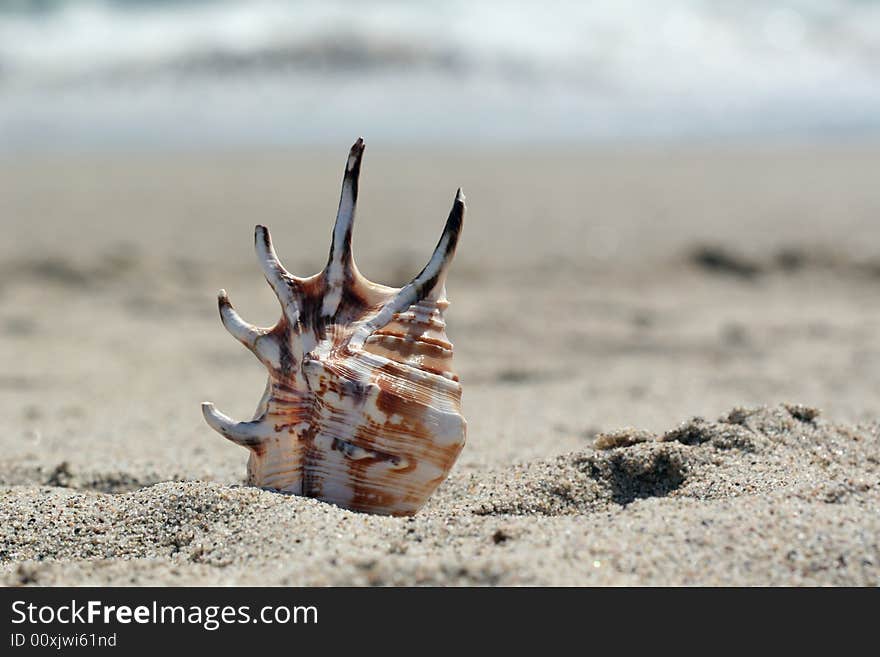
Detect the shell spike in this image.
<box><xmin>327</xmin><ymin>137</ymin><xmax>365</xmax><ymax>274</ymax></box>
<box><xmin>423</xmin><ymin>187</ymin><xmax>466</xmax><ymax>296</ymax></box>
<box><xmin>400</xmin><ymin>186</ymin><xmax>464</xmax><ymax>299</ymax></box>
<box><xmin>201</xmin><ymin>402</ymin><xmax>267</xmax><ymax>448</ymax></box>
<box><xmin>348</xmin><ymin>188</ymin><xmax>464</xmax><ymax>348</ymax></box>
<box><xmin>322</xmin><ymin>138</ymin><xmax>365</xmax><ymax>318</ymax></box>
<box><xmin>217</xmin><ymin>290</ymin><xmax>280</xmax><ymax>369</ymax></box>
<box><xmin>255</xmin><ymin>225</ymin><xmax>300</xmax><ymax>327</ymax></box>
<box><xmin>218</xmin><ymin>289</ymin><xmax>260</xmax><ymax>346</ymax></box>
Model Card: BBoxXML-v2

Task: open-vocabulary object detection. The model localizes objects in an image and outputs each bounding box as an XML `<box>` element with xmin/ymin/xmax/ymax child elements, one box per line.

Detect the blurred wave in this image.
<box><xmin>2</xmin><ymin>0</ymin><xmax>880</xmax><ymax>150</ymax></box>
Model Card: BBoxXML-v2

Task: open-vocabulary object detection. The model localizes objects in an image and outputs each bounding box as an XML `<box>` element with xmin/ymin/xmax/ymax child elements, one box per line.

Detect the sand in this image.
<box><xmin>1</xmin><ymin>144</ymin><xmax>879</xmax><ymax>586</ymax></box>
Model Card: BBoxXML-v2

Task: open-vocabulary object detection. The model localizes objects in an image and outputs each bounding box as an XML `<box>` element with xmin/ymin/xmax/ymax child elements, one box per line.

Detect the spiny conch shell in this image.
<box><xmin>202</xmin><ymin>138</ymin><xmax>467</xmax><ymax>516</ymax></box>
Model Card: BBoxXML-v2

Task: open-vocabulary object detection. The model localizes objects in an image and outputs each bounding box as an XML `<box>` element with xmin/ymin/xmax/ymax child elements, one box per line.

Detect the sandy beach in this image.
<box><xmin>1</xmin><ymin>144</ymin><xmax>878</xmax><ymax>585</ymax></box>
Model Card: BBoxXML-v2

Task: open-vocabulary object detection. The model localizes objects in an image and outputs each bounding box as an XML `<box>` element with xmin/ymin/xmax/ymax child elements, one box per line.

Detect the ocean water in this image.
<box><xmin>1</xmin><ymin>0</ymin><xmax>879</xmax><ymax>150</ymax></box>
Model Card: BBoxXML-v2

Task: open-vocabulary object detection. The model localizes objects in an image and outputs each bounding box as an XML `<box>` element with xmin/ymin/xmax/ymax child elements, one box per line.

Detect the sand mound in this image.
<box><xmin>0</xmin><ymin>462</ymin><xmax>180</xmax><ymax>494</ymax></box>
<box><xmin>1</xmin><ymin>404</ymin><xmax>877</xmax><ymax>586</ymax></box>
<box><xmin>467</xmin><ymin>405</ymin><xmax>877</xmax><ymax>516</ymax></box>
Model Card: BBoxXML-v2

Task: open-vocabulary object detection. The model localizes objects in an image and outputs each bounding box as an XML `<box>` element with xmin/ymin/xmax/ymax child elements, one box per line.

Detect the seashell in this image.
<box><xmin>202</xmin><ymin>139</ymin><xmax>467</xmax><ymax>516</ymax></box>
